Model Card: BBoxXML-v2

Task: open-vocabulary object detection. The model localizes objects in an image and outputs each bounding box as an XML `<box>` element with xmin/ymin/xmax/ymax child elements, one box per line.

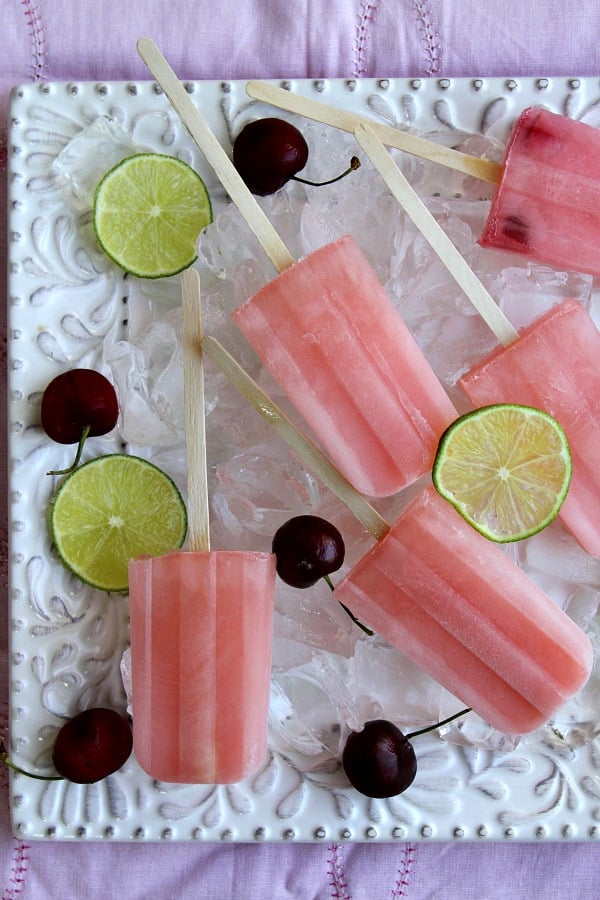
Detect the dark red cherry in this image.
<box><xmin>233</xmin><ymin>117</ymin><xmax>309</xmax><ymax>195</ymax></box>
<box><xmin>342</xmin><ymin>709</ymin><xmax>470</xmax><ymax>798</ymax></box>
<box><xmin>41</xmin><ymin>369</ymin><xmax>118</xmax><ymax>444</ymax></box>
<box><xmin>52</xmin><ymin>708</ymin><xmax>132</xmax><ymax>783</ymax></box>
<box><xmin>233</xmin><ymin>117</ymin><xmax>360</xmax><ymax>196</ymax></box>
<box><xmin>41</xmin><ymin>369</ymin><xmax>119</xmax><ymax>474</ymax></box>
<box><xmin>342</xmin><ymin>719</ymin><xmax>417</xmax><ymax>798</ymax></box>
<box><xmin>272</xmin><ymin>515</ymin><xmax>345</xmax><ymax>588</ymax></box>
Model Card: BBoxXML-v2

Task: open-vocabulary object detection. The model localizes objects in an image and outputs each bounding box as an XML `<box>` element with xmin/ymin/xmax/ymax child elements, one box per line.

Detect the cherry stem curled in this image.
<box><xmin>47</xmin><ymin>424</ymin><xmax>91</xmax><ymax>476</ymax></box>
<box><xmin>292</xmin><ymin>156</ymin><xmax>361</xmax><ymax>187</ymax></box>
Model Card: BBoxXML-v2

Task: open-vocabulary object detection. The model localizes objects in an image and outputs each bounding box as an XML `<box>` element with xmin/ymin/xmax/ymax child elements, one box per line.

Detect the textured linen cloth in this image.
<box><xmin>2</xmin><ymin>2</ymin><xmax>600</xmax><ymax>898</ymax></box>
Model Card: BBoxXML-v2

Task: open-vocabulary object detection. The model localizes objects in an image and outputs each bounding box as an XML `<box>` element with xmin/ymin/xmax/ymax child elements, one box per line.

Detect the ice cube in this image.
<box><xmin>270</xmin><ymin>656</ymin><xmax>351</xmax><ymax>759</ymax></box>
<box><xmin>522</xmin><ymin>526</ymin><xmax>600</xmax><ymax>587</ymax></box>
<box><xmin>106</xmin><ymin>321</ymin><xmax>184</xmax><ymax>447</ymax></box>
<box><xmin>346</xmin><ymin>638</ymin><xmax>455</xmax><ymax>730</ymax></box>
<box><xmin>210</xmin><ymin>439</ymin><xmax>321</xmax><ymax>548</ymax></box>
<box><xmin>53</xmin><ymin>116</ymin><xmax>145</xmax><ymax>211</ymax></box>
<box><xmin>272</xmin><ymin>582</ymin><xmax>358</xmax><ymax>665</ymax></box>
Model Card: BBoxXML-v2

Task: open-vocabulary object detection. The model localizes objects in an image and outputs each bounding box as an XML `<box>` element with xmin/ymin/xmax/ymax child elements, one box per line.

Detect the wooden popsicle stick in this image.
<box><xmin>182</xmin><ymin>268</ymin><xmax>211</xmax><ymax>552</ymax></box>
<box><xmin>246</xmin><ymin>80</ymin><xmax>503</xmax><ymax>185</ymax></box>
<box><xmin>137</xmin><ymin>38</ymin><xmax>295</xmax><ymax>275</ymax></box>
<box><xmin>354</xmin><ymin>123</ymin><xmax>519</xmax><ymax>348</ymax></box>
<box><xmin>202</xmin><ymin>335</ymin><xmax>390</xmax><ymax>543</ymax></box>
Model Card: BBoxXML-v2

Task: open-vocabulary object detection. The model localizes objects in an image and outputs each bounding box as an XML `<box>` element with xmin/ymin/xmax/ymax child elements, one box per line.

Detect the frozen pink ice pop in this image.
<box><xmin>479</xmin><ymin>106</ymin><xmax>600</xmax><ymax>276</ymax></box>
<box><xmin>129</xmin><ymin>549</ymin><xmax>275</xmax><ymax>783</ymax></box>
<box><xmin>129</xmin><ymin>270</ymin><xmax>276</xmax><ymax>783</ymax></box>
<box><xmin>335</xmin><ymin>486</ymin><xmax>593</xmax><ymax>734</ymax></box>
<box><xmin>459</xmin><ymin>298</ymin><xmax>600</xmax><ymax>558</ymax></box>
<box><xmin>232</xmin><ymin>235</ymin><xmax>457</xmax><ymax>497</ymax></box>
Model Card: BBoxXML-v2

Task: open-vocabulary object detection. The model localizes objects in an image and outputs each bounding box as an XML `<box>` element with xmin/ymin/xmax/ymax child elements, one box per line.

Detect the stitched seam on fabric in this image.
<box><xmin>327</xmin><ymin>843</ymin><xmax>352</xmax><ymax>900</ymax></box>
<box><xmin>353</xmin><ymin>1</ymin><xmax>380</xmax><ymax>78</ymax></box>
<box><xmin>414</xmin><ymin>0</ymin><xmax>442</xmax><ymax>75</ymax></box>
<box><xmin>2</xmin><ymin>841</ymin><xmax>31</xmax><ymax>900</ymax></box>
<box><xmin>21</xmin><ymin>0</ymin><xmax>48</xmax><ymax>82</ymax></box>
<box><xmin>391</xmin><ymin>843</ymin><xmax>418</xmax><ymax>898</ymax></box>
<box><xmin>0</xmin><ymin>705</ymin><xmax>31</xmax><ymax>900</ymax></box>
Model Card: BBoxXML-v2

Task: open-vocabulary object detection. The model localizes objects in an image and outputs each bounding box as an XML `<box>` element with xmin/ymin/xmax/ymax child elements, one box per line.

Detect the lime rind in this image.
<box><xmin>50</xmin><ymin>454</ymin><xmax>187</xmax><ymax>592</ymax></box>
<box><xmin>432</xmin><ymin>403</ymin><xmax>572</xmax><ymax>543</ymax></box>
<box><xmin>93</xmin><ymin>153</ymin><xmax>212</xmax><ymax>279</ymax></box>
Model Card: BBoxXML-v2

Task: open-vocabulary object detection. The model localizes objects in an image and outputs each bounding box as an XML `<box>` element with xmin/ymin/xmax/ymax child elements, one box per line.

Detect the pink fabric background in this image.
<box><xmin>2</xmin><ymin>2</ymin><xmax>600</xmax><ymax>897</ymax></box>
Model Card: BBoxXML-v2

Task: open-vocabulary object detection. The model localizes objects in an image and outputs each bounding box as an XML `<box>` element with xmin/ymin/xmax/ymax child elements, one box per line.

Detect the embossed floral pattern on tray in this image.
<box><xmin>7</xmin><ymin>76</ymin><xmax>600</xmax><ymax>842</ymax></box>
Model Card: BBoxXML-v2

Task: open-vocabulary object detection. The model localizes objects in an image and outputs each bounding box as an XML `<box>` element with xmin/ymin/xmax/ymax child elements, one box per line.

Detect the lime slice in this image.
<box><xmin>93</xmin><ymin>153</ymin><xmax>212</xmax><ymax>278</ymax></box>
<box><xmin>50</xmin><ymin>454</ymin><xmax>187</xmax><ymax>591</ymax></box>
<box><xmin>432</xmin><ymin>403</ymin><xmax>572</xmax><ymax>542</ymax></box>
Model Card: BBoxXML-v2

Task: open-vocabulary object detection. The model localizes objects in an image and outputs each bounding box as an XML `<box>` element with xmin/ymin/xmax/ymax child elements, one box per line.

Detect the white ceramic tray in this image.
<box><xmin>7</xmin><ymin>74</ymin><xmax>600</xmax><ymax>842</ymax></box>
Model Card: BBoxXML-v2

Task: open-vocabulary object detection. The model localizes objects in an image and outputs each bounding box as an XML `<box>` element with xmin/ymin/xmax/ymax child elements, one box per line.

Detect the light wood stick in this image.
<box><xmin>202</xmin><ymin>335</ymin><xmax>390</xmax><ymax>542</ymax></box>
<box><xmin>182</xmin><ymin>268</ymin><xmax>210</xmax><ymax>552</ymax></box>
<box><xmin>247</xmin><ymin>80</ymin><xmax>502</xmax><ymax>185</ymax></box>
<box><xmin>354</xmin><ymin>123</ymin><xmax>519</xmax><ymax>348</ymax></box>
<box><xmin>137</xmin><ymin>38</ymin><xmax>294</xmax><ymax>274</ymax></box>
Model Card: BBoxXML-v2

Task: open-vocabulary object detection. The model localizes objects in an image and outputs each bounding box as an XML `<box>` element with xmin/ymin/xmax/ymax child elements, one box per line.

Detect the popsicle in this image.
<box><xmin>334</xmin><ymin>486</ymin><xmax>593</xmax><ymax>735</ymax></box>
<box><xmin>203</xmin><ymin>336</ymin><xmax>593</xmax><ymax>734</ymax></box>
<box><xmin>478</xmin><ymin>106</ymin><xmax>600</xmax><ymax>275</ymax></box>
<box><xmin>354</xmin><ymin>122</ymin><xmax>600</xmax><ymax>558</ymax></box>
<box><xmin>247</xmin><ymin>81</ymin><xmax>600</xmax><ymax>277</ymax></box>
<box><xmin>137</xmin><ymin>38</ymin><xmax>457</xmax><ymax>497</ymax></box>
<box><xmin>231</xmin><ymin>234</ymin><xmax>457</xmax><ymax>496</ymax></box>
<box><xmin>128</xmin><ymin>269</ymin><xmax>276</xmax><ymax>783</ymax></box>
<box><xmin>459</xmin><ymin>299</ymin><xmax>600</xmax><ymax>559</ymax></box>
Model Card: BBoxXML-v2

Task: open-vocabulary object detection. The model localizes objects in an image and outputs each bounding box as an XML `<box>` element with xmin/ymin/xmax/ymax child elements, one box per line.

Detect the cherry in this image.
<box><xmin>41</xmin><ymin>369</ymin><xmax>119</xmax><ymax>474</ymax></box>
<box><xmin>233</xmin><ymin>117</ymin><xmax>307</xmax><ymax>195</ymax></box>
<box><xmin>52</xmin><ymin>708</ymin><xmax>132</xmax><ymax>783</ymax></box>
<box><xmin>272</xmin><ymin>515</ymin><xmax>345</xmax><ymax>588</ymax></box>
<box><xmin>1</xmin><ymin>708</ymin><xmax>132</xmax><ymax>784</ymax></box>
<box><xmin>233</xmin><ymin>117</ymin><xmax>360</xmax><ymax>195</ymax></box>
<box><xmin>342</xmin><ymin>709</ymin><xmax>470</xmax><ymax>798</ymax></box>
<box><xmin>272</xmin><ymin>515</ymin><xmax>372</xmax><ymax>634</ymax></box>
<box><xmin>343</xmin><ymin>720</ymin><xmax>416</xmax><ymax>798</ymax></box>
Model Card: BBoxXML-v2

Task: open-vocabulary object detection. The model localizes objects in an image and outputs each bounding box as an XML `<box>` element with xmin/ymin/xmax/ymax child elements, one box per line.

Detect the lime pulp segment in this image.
<box><xmin>50</xmin><ymin>454</ymin><xmax>187</xmax><ymax>591</ymax></box>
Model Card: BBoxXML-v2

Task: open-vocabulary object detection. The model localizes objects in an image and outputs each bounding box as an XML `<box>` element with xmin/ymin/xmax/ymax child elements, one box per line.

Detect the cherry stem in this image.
<box><xmin>47</xmin><ymin>424</ymin><xmax>91</xmax><ymax>476</ymax></box>
<box><xmin>0</xmin><ymin>743</ymin><xmax>63</xmax><ymax>781</ymax></box>
<box><xmin>292</xmin><ymin>155</ymin><xmax>361</xmax><ymax>187</ymax></box>
<box><xmin>324</xmin><ymin>574</ymin><xmax>374</xmax><ymax>636</ymax></box>
<box><xmin>406</xmin><ymin>707</ymin><xmax>471</xmax><ymax>740</ymax></box>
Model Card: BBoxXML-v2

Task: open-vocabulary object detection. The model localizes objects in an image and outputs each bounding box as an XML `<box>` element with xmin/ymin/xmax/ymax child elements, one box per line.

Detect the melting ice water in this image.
<box><xmin>59</xmin><ymin>115</ymin><xmax>600</xmax><ymax>761</ymax></box>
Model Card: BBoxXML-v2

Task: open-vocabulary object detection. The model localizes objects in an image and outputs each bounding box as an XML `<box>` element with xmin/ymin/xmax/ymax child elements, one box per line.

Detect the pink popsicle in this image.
<box><xmin>129</xmin><ymin>550</ymin><xmax>276</xmax><ymax>783</ymax></box>
<box><xmin>232</xmin><ymin>235</ymin><xmax>457</xmax><ymax>497</ymax></box>
<box><xmin>479</xmin><ymin>106</ymin><xmax>600</xmax><ymax>276</ymax></box>
<box><xmin>129</xmin><ymin>269</ymin><xmax>276</xmax><ymax>785</ymax></box>
<box><xmin>460</xmin><ymin>298</ymin><xmax>600</xmax><ymax>558</ymax></box>
<box><xmin>334</xmin><ymin>486</ymin><xmax>593</xmax><ymax>734</ymax></box>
